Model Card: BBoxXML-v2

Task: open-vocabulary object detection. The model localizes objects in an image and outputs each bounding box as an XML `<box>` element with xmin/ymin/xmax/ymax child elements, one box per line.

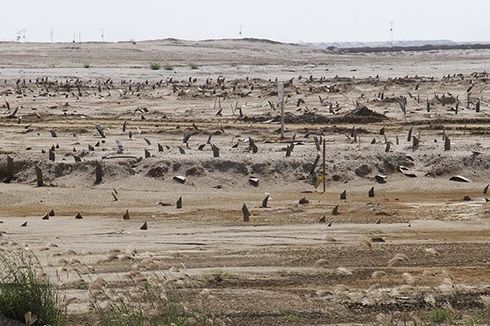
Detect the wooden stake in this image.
<box><xmin>322</xmin><ymin>138</ymin><xmax>326</xmax><ymax>193</ymax></box>
<box><xmin>278</xmin><ymin>82</ymin><xmax>285</xmax><ymax>139</ymax></box>
<box><xmin>35</xmin><ymin>166</ymin><xmax>43</xmax><ymax>187</ymax></box>
<box><xmin>95</xmin><ymin>161</ymin><xmax>103</xmax><ymax>184</ymax></box>
<box><xmin>444</xmin><ymin>136</ymin><xmax>451</xmax><ymax>151</ymax></box>
<box><xmin>6</xmin><ymin>155</ymin><xmax>14</xmax><ymax>179</ymax></box>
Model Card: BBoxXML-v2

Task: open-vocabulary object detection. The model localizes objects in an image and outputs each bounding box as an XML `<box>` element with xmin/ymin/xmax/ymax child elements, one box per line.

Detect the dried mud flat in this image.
<box><xmin>0</xmin><ymin>40</ymin><xmax>490</xmax><ymax>325</ymax></box>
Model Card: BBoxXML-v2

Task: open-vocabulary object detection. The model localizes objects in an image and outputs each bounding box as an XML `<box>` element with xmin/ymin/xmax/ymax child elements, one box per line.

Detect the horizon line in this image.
<box><xmin>1</xmin><ymin>37</ymin><xmax>490</xmax><ymax>45</ymax></box>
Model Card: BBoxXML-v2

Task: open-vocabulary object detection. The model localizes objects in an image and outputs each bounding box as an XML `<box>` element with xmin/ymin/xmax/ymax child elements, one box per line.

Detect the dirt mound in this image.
<box><xmin>1</xmin><ymin>157</ymin><xmax>137</xmax><ymax>185</ymax></box>
<box><xmin>425</xmin><ymin>153</ymin><xmax>490</xmax><ymax>177</ymax></box>
<box><xmin>242</xmin><ymin>107</ymin><xmax>388</xmax><ymax>125</ymax></box>
<box><xmin>3</xmin><ymin>151</ymin><xmax>489</xmax><ymax>187</ymax></box>
<box><xmin>338</xmin><ymin>106</ymin><xmax>388</xmax><ymax>123</ymax></box>
<box><xmin>241</xmin><ymin>112</ymin><xmax>331</xmax><ymax>124</ymax></box>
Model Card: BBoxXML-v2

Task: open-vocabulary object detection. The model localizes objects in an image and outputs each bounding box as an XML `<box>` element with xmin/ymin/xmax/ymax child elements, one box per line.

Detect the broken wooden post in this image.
<box><xmin>285</xmin><ymin>143</ymin><xmax>294</xmax><ymax>157</ymax></box>
<box><xmin>314</xmin><ymin>136</ymin><xmax>321</xmax><ymax>151</ymax></box>
<box><xmin>35</xmin><ymin>166</ymin><xmax>44</xmax><ymax>187</ymax></box>
<box><xmin>444</xmin><ymin>136</ymin><xmax>451</xmax><ymax>151</ymax></box>
<box><xmin>340</xmin><ymin>190</ymin><xmax>346</xmax><ymax>200</ymax></box>
<box><xmin>368</xmin><ymin>187</ymin><xmax>375</xmax><ymax>197</ymax></box>
<box><xmin>310</xmin><ymin>154</ymin><xmax>320</xmax><ymax>176</ymax></box>
<box><xmin>6</xmin><ymin>155</ymin><xmax>14</xmax><ymax>180</ymax></box>
<box><xmin>242</xmin><ymin>203</ymin><xmax>250</xmax><ymax>222</ymax></box>
<box><xmin>412</xmin><ymin>135</ymin><xmax>419</xmax><ymax>150</ymax></box>
<box><xmin>95</xmin><ymin>125</ymin><xmax>106</xmax><ymax>138</ymax></box>
<box><xmin>95</xmin><ymin>161</ymin><xmax>103</xmax><ymax>184</ymax></box>
<box><xmin>48</xmin><ymin>149</ymin><xmax>55</xmax><ymax>161</ymax></box>
<box><xmin>249</xmin><ymin>137</ymin><xmax>258</xmax><ymax>153</ymax></box>
<box><xmin>212</xmin><ymin>144</ymin><xmax>220</xmax><ymax>158</ymax></box>
<box><xmin>261</xmin><ymin>195</ymin><xmax>269</xmax><ymax>208</ymax></box>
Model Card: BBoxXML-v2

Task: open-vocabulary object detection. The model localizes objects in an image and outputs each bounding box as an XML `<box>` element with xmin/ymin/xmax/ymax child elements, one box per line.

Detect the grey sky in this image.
<box><xmin>2</xmin><ymin>0</ymin><xmax>489</xmax><ymax>43</ymax></box>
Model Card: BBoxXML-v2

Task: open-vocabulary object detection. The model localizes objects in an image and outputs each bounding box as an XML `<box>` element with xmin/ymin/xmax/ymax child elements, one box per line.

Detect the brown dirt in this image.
<box><xmin>0</xmin><ymin>40</ymin><xmax>489</xmax><ymax>325</ymax></box>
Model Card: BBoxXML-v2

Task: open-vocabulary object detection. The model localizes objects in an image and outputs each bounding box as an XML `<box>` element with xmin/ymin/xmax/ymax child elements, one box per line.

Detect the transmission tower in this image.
<box><xmin>100</xmin><ymin>28</ymin><xmax>105</xmax><ymax>42</ymax></box>
<box><xmin>16</xmin><ymin>29</ymin><xmax>26</xmax><ymax>42</ymax></box>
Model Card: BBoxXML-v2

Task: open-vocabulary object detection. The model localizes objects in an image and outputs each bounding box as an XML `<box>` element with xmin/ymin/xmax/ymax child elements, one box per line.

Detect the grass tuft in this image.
<box><xmin>163</xmin><ymin>63</ymin><xmax>174</xmax><ymax>71</ymax></box>
<box><xmin>89</xmin><ymin>272</ymin><xmax>216</xmax><ymax>325</ymax></box>
<box><xmin>189</xmin><ymin>63</ymin><xmax>199</xmax><ymax>70</ymax></box>
<box><xmin>0</xmin><ymin>243</ymin><xmax>67</xmax><ymax>326</ymax></box>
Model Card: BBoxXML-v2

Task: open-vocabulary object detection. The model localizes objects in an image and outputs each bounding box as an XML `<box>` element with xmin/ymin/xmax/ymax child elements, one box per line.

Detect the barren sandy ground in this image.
<box><xmin>0</xmin><ymin>39</ymin><xmax>489</xmax><ymax>325</ymax></box>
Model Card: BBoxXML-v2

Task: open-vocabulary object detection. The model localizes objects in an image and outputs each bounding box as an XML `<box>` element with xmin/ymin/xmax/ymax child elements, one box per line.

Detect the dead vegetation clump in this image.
<box><xmin>88</xmin><ymin>272</ymin><xmax>222</xmax><ymax>326</ymax></box>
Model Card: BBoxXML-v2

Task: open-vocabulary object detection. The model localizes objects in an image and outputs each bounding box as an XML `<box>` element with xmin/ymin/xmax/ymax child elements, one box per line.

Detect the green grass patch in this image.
<box><xmin>0</xmin><ymin>244</ymin><xmax>67</xmax><ymax>326</ymax></box>
<box><xmin>430</xmin><ymin>308</ymin><xmax>453</xmax><ymax>323</ymax></box>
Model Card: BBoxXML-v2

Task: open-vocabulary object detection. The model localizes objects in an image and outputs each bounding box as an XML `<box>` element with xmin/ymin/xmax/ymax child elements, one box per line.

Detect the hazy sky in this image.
<box><xmin>2</xmin><ymin>0</ymin><xmax>489</xmax><ymax>43</ymax></box>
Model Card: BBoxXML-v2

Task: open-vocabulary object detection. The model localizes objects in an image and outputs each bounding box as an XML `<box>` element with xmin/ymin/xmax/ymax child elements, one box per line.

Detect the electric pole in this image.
<box><xmin>238</xmin><ymin>25</ymin><xmax>245</xmax><ymax>38</ymax></box>
<box><xmin>389</xmin><ymin>21</ymin><xmax>395</xmax><ymax>47</ymax></box>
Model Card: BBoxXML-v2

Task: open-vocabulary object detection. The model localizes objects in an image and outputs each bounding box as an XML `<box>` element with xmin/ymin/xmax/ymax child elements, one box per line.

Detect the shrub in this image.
<box><xmin>0</xmin><ymin>243</ymin><xmax>66</xmax><ymax>326</ymax></box>
<box><xmin>189</xmin><ymin>63</ymin><xmax>199</xmax><ymax>70</ymax></box>
<box><xmin>83</xmin><ymin>64</ymin><xmax>90</xmax><ymax>68</ymax></box>
<box><xmin>150</xmin><ymin>63</ymin><xmax>161</xmax><ymax>70</ymax></box>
